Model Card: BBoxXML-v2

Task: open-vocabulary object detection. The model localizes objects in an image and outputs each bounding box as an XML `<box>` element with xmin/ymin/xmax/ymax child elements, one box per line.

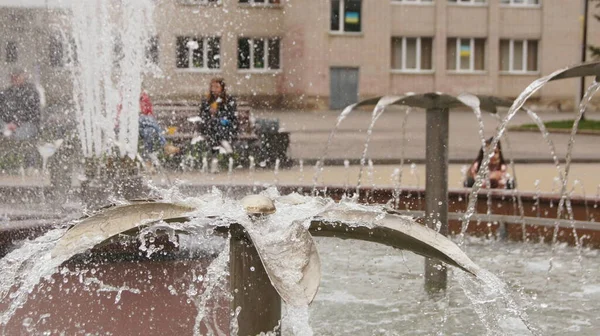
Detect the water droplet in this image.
<box><xmin>250</xmin><ymin>266</ymin><xmax>255</xmax><ymax>272</ymax></box>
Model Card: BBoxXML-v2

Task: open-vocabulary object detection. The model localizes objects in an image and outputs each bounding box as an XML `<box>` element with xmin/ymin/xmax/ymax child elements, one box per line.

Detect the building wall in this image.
<box><xmin>292</xmin><ymin>0</ymin><xmax>588</xmax><ymax>109</ymax></box>
<box><xmin>145</xmin><ymin>0</ymin><xmax>286</xmax><ymax>105</ymax></box>
<box><xmin>0</xmin><ymin>0</ymin><xmax>595</xmax><ymax>110</ymax></box>
<box><xmin>0</xmin><ymin>7</ymin><xmax>72</xmax><ymax>107</ymax></box>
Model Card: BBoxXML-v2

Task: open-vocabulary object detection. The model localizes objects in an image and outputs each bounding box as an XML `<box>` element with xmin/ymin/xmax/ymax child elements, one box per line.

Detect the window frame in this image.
<box><xmin>391</xmin><ymin>36</ymin><xmax>434</xmax><ymax>73</ymax></box>
<box><xmin>391</xmin><ymin>0</ymin><xmax>433</xmax><ymax>4</ymax></box>
<box><xmin>500</xmin><ymin>0</ymin><xmax>540</xmax><ymax>7</ymax></box>
<box><xmin>176</xmin><ymin>36</ymin><xmax>221</xmax><ymax>72</ymax></box>
<box><xmin>145</xmin><ymin>35</ymin><xmax>159</xmax><ymax>66</ymax></box>
<box><xmin>237</xmin><ymin>37</ymin><xmax>281</xmax><ymax>72</ymax></box>
<box><xmin>5</xmin><ymin>41</ymin><xmax>17</xmax><ymax>63</ymax></box>
<box><xmin>238</xmin><ymin>0</ymin><xmax>283</xmax><ymax>7</ymax></box>
<box><xmin>177</xmin><ymin>0</ymin><xmax>220</xmax><ymax>5</ymax></box>
<box><xmin>448</xmin><ymin>0</ymin><xmax>487</xmax><ymax>6</ymax></box>
<box><xmin>49</xmin><ymin>35</ymin><xmax>65</xmax><ymax>67</ymax></box>
<box><xmin>330</xmin><ymin>0</ymin><xmax>362</xmax><ymax>34</ymax></box>
<box><xmin>500</xmin><ymin>39</ymin><xmax>539</xmax><ymax>74</ymax></box>
<box><xmin>448</xmin><ymin>37</ymin><xmax>486</xmax><ymax>73</ymax></box>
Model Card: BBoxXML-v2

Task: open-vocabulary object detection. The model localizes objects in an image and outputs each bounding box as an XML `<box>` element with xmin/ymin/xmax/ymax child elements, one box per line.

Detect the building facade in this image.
<box><xmin>0</xmin><ymin>0</ymin><xmax>594</xmax><ymax>110</ymax></box>
<box><xmin>148</xmin><ymin>0</ymin><xmax>597</xmax><ymax>109</ymax></box>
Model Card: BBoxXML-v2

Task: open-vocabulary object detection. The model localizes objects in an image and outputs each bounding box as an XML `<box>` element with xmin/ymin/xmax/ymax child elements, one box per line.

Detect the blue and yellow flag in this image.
<box><xmin>345</xmin><ymin>12</ymin><xmax>359</xmax><ymax>24</ymax></box>
<box><xmin>460</xmin><ymin>45</ymin><xmax>471</xmax><ymax>57</ymax></box>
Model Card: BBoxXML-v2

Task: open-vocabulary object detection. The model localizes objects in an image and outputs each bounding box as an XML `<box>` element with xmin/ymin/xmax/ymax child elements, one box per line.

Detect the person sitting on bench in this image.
<box><xmin>138</xmin><ymin>91</ymin><xmax>179</xmax><ymax>168</ymax></box>
<box><xmin>198</xmin><ymin>77</ymin><xmax>238</xmax><ymax>154</ymax></box>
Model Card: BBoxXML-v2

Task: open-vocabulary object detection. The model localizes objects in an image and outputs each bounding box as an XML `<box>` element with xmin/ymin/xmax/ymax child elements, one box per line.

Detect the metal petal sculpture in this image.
<box><xmin>52</xmin><ymin>202</ymin><xmax>195</xmax><ymax>258</ymax></box>
<box><xmin>51</xmin><ymin>194</ymin><xmax>479</xmax><ymax>307</ymax></box>
<box><xmin>240</xmin><ymin>195</ymin><xmax>321</xmax><ymax>306</ymax></box>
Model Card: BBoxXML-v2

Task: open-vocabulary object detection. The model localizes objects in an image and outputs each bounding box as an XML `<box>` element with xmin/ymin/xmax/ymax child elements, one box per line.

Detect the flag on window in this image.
<box><xmin>460</xmin><ymin>44</ymin><xmax>471</xmax><ymax>57</ymax></box>
<box><xmin>345</xmin><ymin>12</ymin><xmax>359</xmax><ymax>24</ymax></box>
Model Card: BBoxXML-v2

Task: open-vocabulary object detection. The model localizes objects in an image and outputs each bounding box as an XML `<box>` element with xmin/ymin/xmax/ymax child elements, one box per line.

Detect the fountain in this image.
<box><xmin>2</xmin><ymin>1</ymin><xmax>600</xmax><ymax>334</ymax></box>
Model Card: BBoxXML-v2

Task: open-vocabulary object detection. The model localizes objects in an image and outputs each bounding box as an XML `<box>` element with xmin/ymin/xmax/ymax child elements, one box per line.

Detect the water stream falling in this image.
<box><xmin>274</xmin><ymin>158</ymin><xmax>281</xmax><ymax>186</ymax></box>
<box><xmin>398</xmin><ymin>107</ymin><xmax>411</xmax><ymax>187</ymax></box>
<box><xmin>343</xmin><ymin>159</ymin><xmax>350</xmax><ymax>193</ymax></box>
<box><xmin>459</xmin><ymin>68</ymin><xmax>573</xmax><ymax>244</ymax></box>
<box><xmin>522</xmin><ymin>108</ymin><xmax>576</xmax><ymax>227</ymax></box>
<box><xmin>202</xmin><ymin>156</ymin><xmax>209</xmax><ymax>174</ymax></box>
<box><xmin>355</xmin><ymin>98</ymin><xmax>397</xmax><ymax>195</ymax></box>
<box><xmin>551</xmin><ymin>81</ymin><xmax>600</xmax><ymax>248</ymax></box>
<box><xmin>70</xmin><ymin>0</ymin><xmax>155</xmax><ymax>158</ymax></box>
<box><xmin>312</xmin><ymin>104</ymin><xmax>358</xmax><ymax>194</ymax></box>
<box><xmin>297</xmin><ymin>159</ymin><xmax>304</xmax><ymax>186</ymax></box>
<box><xmin>390</xmin><ymin>167</ymin><xmax>401</xmax><ymax>208</ymax></box>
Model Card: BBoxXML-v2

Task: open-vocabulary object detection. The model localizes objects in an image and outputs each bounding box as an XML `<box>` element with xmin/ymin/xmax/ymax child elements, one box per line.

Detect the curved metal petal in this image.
<box><xmin>52</xmin><ymin>202</ymin><xmax>195</xmax><ymax>258</ymax></box>
<box><xmin>311</xmin><ymin>209</ymin><xmax>479</xmax><ymax>276</ymax></box>
<box><xmin>548</xmin><ymin>61</ymin><xmax>600</xmax><ymax>81</ymax></box>
<box><xmin>242</xmin><ymin>220</ymin><xmax>321</xmax><ymax>306</ymax></box>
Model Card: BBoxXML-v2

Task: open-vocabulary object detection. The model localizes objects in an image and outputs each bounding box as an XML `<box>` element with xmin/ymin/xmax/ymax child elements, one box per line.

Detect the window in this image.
<box><xmin>447</xmin><ymin>38</ymin><xmax>485</xmax><ymax>71</ymax></box>
<box><xmin>49</xmin><ymin>36</ymin><xmax>64</xmax><ymax>67</ymax></box>
<box><xmin>448</xmin><ymin>0</ymin><xmax>486</xmax><ymax>4</ymax></box>
<box><xmin>238</xmin><ymin>37</ymin><xmax>280</xmax><ymax>70</ymax></box>
<box><xmin>500</xmin><ymin>39</ymin><xmax>538</xmax><ymax>73</ymax></box>
<box><xmin>6</xmin><ymin>41</ymin><xmax>17</xmax><ymax>63</ymax></box>
<box><xmin>176</xmin><ymin>36</ymin><xmax>220</xmax><ymax>70</ymax></box>
<box><xmin>178</xmin><ymin>0</ymin><xmax>219</xmax><ymax>4</ymax></box>
<box><xmin>330</xmin><ymin>0</ymin><xmax>361</xmax><ymax>33</ymax></box>
<box><xmin>146</xmin><ymin>36</ymin><xmax>159</xmax><ymax>65</ymax></box>
<box><xmin>49</xmin><ymin>36</ymin><xmax>78</xmax><ymax>67</ymax></box>
<box><xmin>391</xmin><ymin>37</ymin><xmax>433</xmax><ymax>71</ymax></box>
<box><xmin>393</xmin><ymin>0</ymin><xmax>433</xmax><ymax>3</ymax></box>
<box><xmin>239</xmin><ymin>0</ymin><xmax>281</xmax><ymax>4</ymax></box>
<box><xmin>500</xmin><ymin>0</ymin><xmax>539</xmax><ymax>5</ymax></box>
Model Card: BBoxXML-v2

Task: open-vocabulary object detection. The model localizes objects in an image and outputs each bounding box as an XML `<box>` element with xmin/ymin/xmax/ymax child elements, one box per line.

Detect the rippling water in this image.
<box><xmin>310</xmin><ymin>237</ymin><xmax>600</xmax><ymax>336</ymax></box>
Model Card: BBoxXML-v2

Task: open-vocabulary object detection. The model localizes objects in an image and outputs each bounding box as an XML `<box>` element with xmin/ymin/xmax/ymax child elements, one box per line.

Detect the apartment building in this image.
<box><xmin>147</xmin><ymin>0</ymin><xmax>599</xmax><ymax>109</ymax></box>
<box><xmin>0</xmin><ymin>0</ymin><xmax>594</xmax><ymax>110</ymax></box>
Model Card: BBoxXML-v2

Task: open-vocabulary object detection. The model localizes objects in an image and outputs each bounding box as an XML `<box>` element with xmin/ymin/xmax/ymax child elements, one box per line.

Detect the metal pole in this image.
<box><xmin>424</xmin><ymin>108</ymin><xmax>449</xmax><ymax>295</ymax></box>
<box><xmin>580</xmin><ymin>0</ymin><xmax>590</xmax><ymax>120</ymax></box>
<box><xmin>230</xmin><ymin>224</ymin><xmax>281</xmax><ymax>335</ymax></box>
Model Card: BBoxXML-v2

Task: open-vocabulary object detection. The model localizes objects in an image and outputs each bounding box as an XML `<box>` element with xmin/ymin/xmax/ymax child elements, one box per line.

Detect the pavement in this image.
<box><xmin>253</xmin><ymin>107</ymin><xmax>600</xmax><ymax>164</ymax></box>
<box><xmin>0</xmin><ymin>107</ymin><xmax>599</xmax><ymax>196</ymax></box>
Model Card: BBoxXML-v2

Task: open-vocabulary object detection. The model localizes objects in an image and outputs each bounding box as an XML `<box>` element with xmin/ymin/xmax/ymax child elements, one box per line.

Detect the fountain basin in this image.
<box><xmin>1</xmin><ymin>235</ymin><xmax>231</xmax><ymax>335</ymax></box>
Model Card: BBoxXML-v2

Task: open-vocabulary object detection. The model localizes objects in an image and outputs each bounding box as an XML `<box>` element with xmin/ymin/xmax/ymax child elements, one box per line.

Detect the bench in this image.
<box><xmin>154</xmin><ymin>102</ymin><xmax>289</xmax><ymax>168</ymax></box>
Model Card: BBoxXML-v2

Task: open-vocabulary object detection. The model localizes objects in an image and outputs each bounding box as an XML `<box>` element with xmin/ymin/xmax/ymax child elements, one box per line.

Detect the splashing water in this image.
<box><xmin>343</xmin><ymin>159</ymin><xmax>350</xmax><ymax>192</ymax></box>
<box><xmin>0</xmin><ymin>187</ymin><xmax>545</xmax><ymax>334</ymax></box>
<box><xmin>70</xmin><ymin>0</ymin><xmax>155</xmax><ymax>158</ymax></box>
<box><xmin>455</xmin><ymin>268</ymin><xmax>542</xmax><ymax>336</ymax></box>
<box><xmin>390</xmin><ymin>168</ymin><xmax>401</xmax><ymax>209</ymax></box>
<box><xmin>298</xmin><ymin>159</ymin><xmax>304</xmax><ymax>186</ymax></box>
<box><xmin>0</xmin><ymin>228</ymin><xmax>67</xmax><ymax>326</ymax></box>
<box><xmin>274</xmin><ymin>158</ymin><xmax>281</xmax><ymax>186</ymax></box>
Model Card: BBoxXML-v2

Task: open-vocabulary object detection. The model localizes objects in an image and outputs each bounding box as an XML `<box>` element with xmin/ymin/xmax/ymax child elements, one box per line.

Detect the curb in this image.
<box><xmin>288</xmin><ymin>158</ymin><xmax>600</xmax><ymax>166</ymax></box>
<box><xmin>508</xmin><ymin>126</ymin><xmax>600</xmax><ymax>136</ymax></box>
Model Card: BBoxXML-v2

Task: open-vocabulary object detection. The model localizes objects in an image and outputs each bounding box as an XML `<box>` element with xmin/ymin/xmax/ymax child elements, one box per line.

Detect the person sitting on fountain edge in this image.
<box><xmin>464</xmin><ymin>137</ymin><xmax>514</xmax><ymax>189</ymax></box>
<box><xmin>198</xmin><ymin>77</ymin><xmax>238</xmax><ymax>154</ymax></box>
<box><xmin>138</xmin><ymin>91</ymin><xmax>179</xmax><ymax>170</ymax></box>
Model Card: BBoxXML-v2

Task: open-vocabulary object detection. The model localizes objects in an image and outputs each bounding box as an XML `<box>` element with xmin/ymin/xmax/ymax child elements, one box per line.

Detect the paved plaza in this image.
<box><xmin>1</xmin><ymin>108</ymin><xmax>599</xmax><ymax>196</ymax></box>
